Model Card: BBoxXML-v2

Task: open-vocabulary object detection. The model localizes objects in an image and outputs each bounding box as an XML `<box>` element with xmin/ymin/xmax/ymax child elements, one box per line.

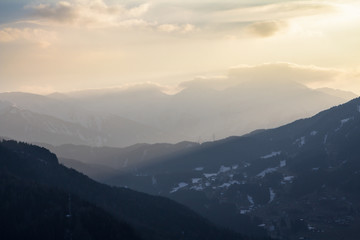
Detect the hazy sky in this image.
<box><xmin>1</xmin><ymin>0</ymin><xmax>360</xmax><ymax>94</ymax></box>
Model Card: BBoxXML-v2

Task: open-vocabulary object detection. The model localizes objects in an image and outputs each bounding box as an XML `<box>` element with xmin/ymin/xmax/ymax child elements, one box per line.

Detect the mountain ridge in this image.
<box><xmin>0</xmin><ymin>82</ymin><xmax>353</xmax><ymax>147</ymax></box>
<box><xmin>0</xmin><ymin>139</ymin><xmax>256</xmax><ymax>240</ymax></box>
<box><xmin>92</xmin><ymin>97</ymin><xmax>360</xmax><ymax>240</ymax></box>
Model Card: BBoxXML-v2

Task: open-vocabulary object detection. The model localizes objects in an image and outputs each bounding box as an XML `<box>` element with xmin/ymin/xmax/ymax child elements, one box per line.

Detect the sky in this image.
<box><xmin>0</xmin><ymin>0</ymin><xmax>360</xmax><ymax>94</ymax></box>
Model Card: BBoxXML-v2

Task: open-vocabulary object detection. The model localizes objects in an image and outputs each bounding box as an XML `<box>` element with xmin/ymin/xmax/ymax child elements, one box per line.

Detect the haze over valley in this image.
<box><xmin>0</xmin><ymin>71</ymin><xmax>357</xmax><ymax>147</ymax></box>
<box><xmin>1</xmin><ymin>0</ymin><xmax>360</xmax><ymax>240</ymax></box>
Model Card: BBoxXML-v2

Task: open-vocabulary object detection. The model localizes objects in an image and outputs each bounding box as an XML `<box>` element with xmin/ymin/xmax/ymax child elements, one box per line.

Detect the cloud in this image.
<box><xmin>142</xmin><ymin>1</ymin><xmax>339</xmax><ymax>38</ymax></box>
<box><xmin>244</xmin><ymin>20</ymin><xmax>287</xmax><ymax>38</ymax></box>
<box><xmin>180</xmin><ymin>76</ymin><xmax>228</xmax><ymax>90</ymax></box>
<box><xmin>215</xmin><ymin>1</ymin><xmax>337</xmax><ymax>23</ymax></box>
<box><xmin>274</xmin><ymin>1</ymin><xmax>337</xmax><ymax>15</ymax></box>
<box><xmin>228</xmin><ymin>62</ymin><xmax>341</xmax><ymax>84</ymax></box>
<box><xmin>66</xmin><ymin>81</ymin><xmax>180</xmax><ymax>96</ymax></box>
<box><xmin>0</xmin><ymin>29</ymin><xmax>13</xmax><ymax>42</ymax></box>
<box><xmin>18</xmin><ymin>85</ymin><xmax>56</xmax><ymax>95</ymax></box>
<box><xmin>157</xmin><ymin>23</ymin><xmax>195</xmax><ymax>33</ymax></box>
<box><xmin>115</xmin><ymin>82</ymin><xmax>180</xmax><ymax>94</ymax></box>
<box><xmin>30</xmin><ymin>1</ymin><xmax>78</xmax><ymax>24</ymax></box>
<box><xmin>127</xmin><ymin>3</ymin><xmax>151</xmax><ymax>17</ymax></box>
<box><xmin>27</xmin><ymin>0</ymin><xmax>151</xmax><ymax>27</ymax></box>
<box><xmin>25</xmin><ymin>0</ymin><xmax>196</xmax><ymax>33</ymax></box>
<box><xmin>0</xmin><ymin>27</ymin><xmax>57</xmax><ymax>47</ymax></box>
<box><xmin>118</xmin><ymin>19</ymin><xmax>152</xmax><ymax>28</ymax></box>
<box><xmin>179</xmin><ymin>62</ymin><xmax>346</xmax><ymax>91</ymax></box>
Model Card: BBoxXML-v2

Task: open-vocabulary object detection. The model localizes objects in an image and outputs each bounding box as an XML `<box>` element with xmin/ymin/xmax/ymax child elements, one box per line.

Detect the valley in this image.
<box><xmin>42</xmin><ymin>98</ymin><xmax>360</xmax><ymax>240</ymax></box>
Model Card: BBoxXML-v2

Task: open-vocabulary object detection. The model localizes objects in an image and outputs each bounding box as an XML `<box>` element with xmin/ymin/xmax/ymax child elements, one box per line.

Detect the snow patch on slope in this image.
<box><xmin>310</xmin><ymin>131</ymin><xmax>318</xmax><ymax>136</ymax></box>
<box><xmin>257</xmin><ymin>167</ymin><xmax>278</xmax><ymax>178</ymax></box>
<box><xmin>218</xmin><ymin>165</ymin><xmax>231</xmax><ymax>173</ymax></box>
<box><xmin>280</xmin><ymin>160</ymin><xmax>286</xmax><ymax>167</ymax></box>
<box><xmin>170</xmin><ymin>182</ymin><xmax>188</xmax><ymax>193</ymax></box>
<box><xmin>323</xmin><ymin>134</ymin><xmax>328</xmax><ymax>144</ymax></box>
<box><xmin>269</xmin><ymin>188</ymin><xmax>275</xmax><ymax>203</ymax></box>
<box><xmin>336</xmin><ymin>117</ymin><xmax>353</xmax><ymax>131</ymax></box>
<box><xmin>192</xmin><ymin>178</ymin><xmax>202</xmax><ymax>184</ymax></box>
<box><xmin>217</xmin><ymin>180</ymin><xmax>241</xmax><ymax>189</ymax></box>
<box><xmin>204</xmin><ymin>173</ymin><xmax>217</xmax><ymax>178</ymax></box>
<box><xmin>283</xmin><ymin>176</ymin><xmax>294</xmax><ymax>183</ymax></box>
<box><xmin>261</xmin><ymin>151</ymin><xmax>281</xmax><ymax>159</ymax></box>
<box><xmin>294</xmin><ymin>136</ymin><xmax>305</xmax><ymax>147</ymax></box>
<box><xmin>247</xmin><ymin>195</ymin><xmax>254</xmax><ymax>205</ymax></box>
<box><xmin>240</xmin><ymin>196</ymin><xmax>255</xmax><ymax>215</ymax></box>
<box><xmin>240</xmin><ymin>209</ymin><xmax>251</xmax><ymax>214</ymax></box>
<box><xmin>190</xmin><ymin>185</ymin><xmax>204</xmax><ymax>191</ymax></box>
<box><xmin>341</xmin><ymin>118</ymin><xmax>352</xmax><ymax>124</ymax></box>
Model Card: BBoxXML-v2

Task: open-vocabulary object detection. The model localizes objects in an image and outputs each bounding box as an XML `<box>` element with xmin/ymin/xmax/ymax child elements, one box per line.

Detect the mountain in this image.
<box><xmin>39</xmin><ymin>141</ymin><xmax>199</xmax><ymax>173</ymax></box>
<box><xmin>316</xmin><ymin>87</ymin><xmax>358</xmax><ymax>101</ymax></box>
<box><xmin>0</xmin><ymin>141</ymin><xmax>140</xmax><ymax>240</ymax></box>
<box><xmin>54</xmin><ymin>81</ymin><xmax>351</xmax><ymax>143</ymax></box>
<box><xmin>0</xmin><ymin>173</ymin><xmax>140</xmax><ymax>240</ymax></box>
<box><xmin>0</xmin><ymin>92</ymin><xmax>97</xmax><ymax>126</ymax></box>
<box><xmin>0</xmin><ymin>82</ymin><xmax>353</xmax><ymax>147</ymax></box>
<box><xmin>58</xmin><ymin>157</ymin><xmax>118</xmax><ymax>181</ymax></box>
<box><xmin>0</xmin><ymin>97</ymin><xmax>172</xmax><ymax>147</ymax></box>
<box><xmin>0</xmin><ymin>140</ymin><xmax>257</xmax><ymax>240</ymax></box>
<box><xmin>97</xmin><ymin>97</ymin><xmax>360</xmax><ymax>240</ymax></box>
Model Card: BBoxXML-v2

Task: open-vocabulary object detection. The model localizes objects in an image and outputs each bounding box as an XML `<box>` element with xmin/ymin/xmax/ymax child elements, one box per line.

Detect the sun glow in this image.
<box><xmin>0</xmin><ymin>0</ymin><xmax>360</xmax><ymax>93</ymax></box>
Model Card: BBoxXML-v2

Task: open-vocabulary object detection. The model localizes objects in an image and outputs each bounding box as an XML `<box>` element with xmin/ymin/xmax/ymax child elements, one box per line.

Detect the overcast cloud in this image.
<box><xmin>0</xmin><ymin>0</ymin><xmax>360</xmax><ymax>94</ymax></box>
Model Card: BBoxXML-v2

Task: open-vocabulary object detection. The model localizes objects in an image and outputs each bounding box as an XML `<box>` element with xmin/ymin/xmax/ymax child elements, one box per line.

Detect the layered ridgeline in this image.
<box><xmin>0</xmin><ymin>79</ymin><xmax>356</xmax><ymax>147</ymax></box>
<box><xmin>0</xmin><ymin>140</ymin><xmax>262</xmax><ymax>240</ymax></box>
<box><xmin>39</xmin><ymin>141</ymin><xmax>200</xmax><ymax>181</ymax></box>
<box><xmin>59</xmin><ymin>80</ymin><xmax>356</xmax><ymax>143</ymax></box>
<box><xmin>0</xmin><ymin>95</ymin><xmax>171</xmax><ymax>147</ymax></box>
<box><xmin>52</xmin><ymin>97</ymin><xmax>360</xmax><ymax>240</ymax></box>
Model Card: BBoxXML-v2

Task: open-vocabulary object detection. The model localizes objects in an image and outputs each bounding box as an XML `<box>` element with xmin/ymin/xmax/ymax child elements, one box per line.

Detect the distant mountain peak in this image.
<box><xmin>315</xmin><ymin>87</ymin><xmax>358</xmax><ymax>101</ymax></box>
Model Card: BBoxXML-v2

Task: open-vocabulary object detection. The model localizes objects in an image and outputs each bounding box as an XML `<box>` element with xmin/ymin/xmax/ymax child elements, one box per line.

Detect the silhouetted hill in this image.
<box><xmin>0</xmin><ymin>140</ymin><xmax>258</xmax><ymax>240</ymax></box>
<box><xmin>0</xmin><ymin>143</ymin><xmax>140</xmax><ymax>240</ymax></box>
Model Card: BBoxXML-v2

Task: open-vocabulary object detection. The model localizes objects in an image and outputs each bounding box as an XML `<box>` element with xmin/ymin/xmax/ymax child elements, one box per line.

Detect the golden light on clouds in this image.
<box><xmin>244</xmin><ymin>20</ymin><xmax>287</xmax><ymax>38</ymax></box>
<box><xmin>0</xmin><ymin>0</ymin><xmax>359</xmax><ymax>94</ymax></box>
<box><xmin>27</xmin><ymin>0</ymin><xmax>152</xmax><ymax>27</ymax></box>
<box><xmin>0</xmin><ymin>27</ymin><xmax>57</xmax><ymax>47</ymax></box>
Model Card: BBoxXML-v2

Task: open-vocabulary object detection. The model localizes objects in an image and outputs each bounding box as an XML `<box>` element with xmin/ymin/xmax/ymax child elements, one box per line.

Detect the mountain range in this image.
<box><xmin>56</xmin><ymin>80</ymin><xmax>356</xmax><ymax>143</ymax></box>
<box><xmin>48</xmin><ymin>97</ymin><xmax>360</xmax><ymax>240</ymax></box>
<box><xmin>1</xmin><ymin>80</ymin><xmax>360</xmax><ymax>239</ymax></box>
<box><xmin>0</xmin><ymin>94</ymin><xmax>170</xmax><ymax>147</ymax></box>
<box><xmin>0</xmin><ymin>79</ymin><xmax>357</xmax><ymax>147</ymax></box>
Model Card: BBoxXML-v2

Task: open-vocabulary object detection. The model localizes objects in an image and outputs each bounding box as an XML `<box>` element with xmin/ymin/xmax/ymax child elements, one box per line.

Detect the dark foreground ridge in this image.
<box><xmin>0</xmin><ymin>140</ymin><xmax>265</xmax><ymax>240</ymax></box>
